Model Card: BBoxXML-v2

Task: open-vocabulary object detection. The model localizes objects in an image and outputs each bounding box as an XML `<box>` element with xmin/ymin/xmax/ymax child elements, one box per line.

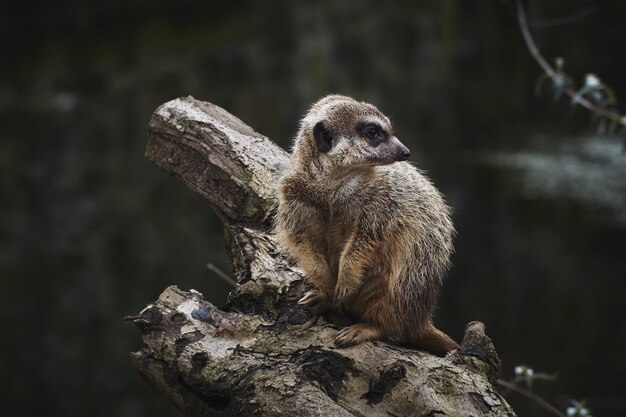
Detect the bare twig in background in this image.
<box><xmin>515</xmin><ymin>0</ymin><xmax>626</xmax><ymax>128</ymax></box>
<box><xmin>206</xmin><ymin>262</ymin><xmax>236</xmax><ymax>287</ymax></box>
<box><xmin>497</xmin><ymin>379</ymin><xmax>566</xmax><ymax>417</ymax></box>
<box><xmin>529</xmin><ymin>5</ymin><xmax>597</xmax><ymax>28</ymax></box>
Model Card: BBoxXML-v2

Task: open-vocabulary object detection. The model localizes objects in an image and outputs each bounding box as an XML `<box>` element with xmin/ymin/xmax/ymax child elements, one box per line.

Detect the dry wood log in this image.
<box><xmin>127</xmin><ymin>96</ymin><xmax>516</xmax><ymax>417</ymax></box>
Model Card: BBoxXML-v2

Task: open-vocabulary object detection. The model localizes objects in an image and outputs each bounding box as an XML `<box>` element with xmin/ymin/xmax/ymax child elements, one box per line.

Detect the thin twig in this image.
<box><xmin>530</xmin><ymin>5</ymin><xmax>597</xmax><ymax>28</ymax></box>
<box><xmin>515</xmin><ymin>0</ymin><xmax>626</xmax><ymax>126</ymax></box>
<box><xmin>206</xmin><ymin>263</ymin><xmax>237</xmax><ymax>287</ymax></box>
<box><xmin>497</xmin><ymin>379</ymin><xmax>566</xmax><ymax>417</ymax></box>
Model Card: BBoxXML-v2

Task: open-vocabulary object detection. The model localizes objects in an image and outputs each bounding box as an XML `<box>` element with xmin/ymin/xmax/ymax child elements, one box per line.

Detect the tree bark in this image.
<box><xmin>128</xmin><ymin>96</ymin><xmax>516</xmax><ymax>417</ymax></box>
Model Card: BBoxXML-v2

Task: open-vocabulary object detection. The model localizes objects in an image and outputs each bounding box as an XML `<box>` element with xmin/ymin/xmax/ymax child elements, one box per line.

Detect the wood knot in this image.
<box><xmin>451</xmin><ymin>321</ymin><xmax>501</xmax><ymax>384</ymax></box>
<box><xmin>125</xmin><ymin>305</ymin><xmax>162</xmax><ymax>330</ymax></box>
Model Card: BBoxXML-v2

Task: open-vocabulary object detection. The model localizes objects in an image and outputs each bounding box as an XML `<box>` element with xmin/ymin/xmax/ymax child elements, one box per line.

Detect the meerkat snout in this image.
<box><xmin>390</xmin><ymin>137</ymin><xmax>411</xmax><ymax>161</ymax></box>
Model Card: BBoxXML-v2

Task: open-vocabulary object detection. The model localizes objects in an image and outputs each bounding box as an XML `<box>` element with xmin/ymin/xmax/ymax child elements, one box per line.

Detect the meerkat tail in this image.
<box><xmin>416</xmin><ymin>322</ymin><xmax>459</xmax><ymax>357</ymax></box>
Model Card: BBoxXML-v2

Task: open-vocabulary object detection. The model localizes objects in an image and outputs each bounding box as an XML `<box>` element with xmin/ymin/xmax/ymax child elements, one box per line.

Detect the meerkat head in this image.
<box><xmin>294</xmin><ymin>95</ymin><xmax>411</xmax><ymax>169</ymax></box>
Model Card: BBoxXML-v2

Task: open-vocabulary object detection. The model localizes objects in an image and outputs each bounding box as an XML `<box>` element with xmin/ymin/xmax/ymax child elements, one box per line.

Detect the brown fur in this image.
<box><xmin>275</xmin><ymin>95</ymin><xmax>458</xmax><ymax>356</ymax></box>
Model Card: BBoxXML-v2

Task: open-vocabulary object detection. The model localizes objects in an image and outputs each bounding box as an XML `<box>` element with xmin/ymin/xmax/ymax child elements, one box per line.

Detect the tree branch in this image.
<box><xmin>206</xmin><ymin>263</ymin><xmax>236</xmax><ymax>288</ymax></box>
<box><xmin>497</xmin><ymin>379</ymin><xmax>565</xmax><ymax>417</ymax></box>
<box><xmin>130</xmin><ymin>96</ymin><xmax>517</xmax><ymax>416</ymax></box>
<box><xmin>515</xmin><ymin>0</ymin><xmax>625</xmax><ymax>126</ymax></box>
<box><xmin>529</xmin><ymin>5</ymin><xmax>597</xmax><ymax>28</ymax></box>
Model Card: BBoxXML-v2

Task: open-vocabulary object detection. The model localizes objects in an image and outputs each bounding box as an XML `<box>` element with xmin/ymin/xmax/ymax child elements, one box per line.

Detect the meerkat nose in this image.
<box><xmin>390</xmin><ymin>136</ymin><xmax>411</xmax><ymax>161</ymax></box>
<box><xmin>397</xmin><ymin>145</ymin><xmax>411</xmax><ymax>161</ymax></box>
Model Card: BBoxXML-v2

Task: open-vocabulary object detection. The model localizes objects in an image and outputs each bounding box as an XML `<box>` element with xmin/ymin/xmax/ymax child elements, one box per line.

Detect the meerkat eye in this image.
<box><xmin>363</xmin><ymin>124</ymin><xmax>386</xmax><ymax>143</ymax></box>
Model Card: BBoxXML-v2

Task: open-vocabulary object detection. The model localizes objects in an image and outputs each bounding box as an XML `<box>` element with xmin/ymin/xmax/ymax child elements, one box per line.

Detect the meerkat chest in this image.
<box><xmin>323</xmin><ymin>210</ymin><xmax>355</xmax><ymax>273</ymax></box>
<box><xmin>336</xmin><ymin>175</ymin><xmax>362</xmax><ymax>197</ymax></box>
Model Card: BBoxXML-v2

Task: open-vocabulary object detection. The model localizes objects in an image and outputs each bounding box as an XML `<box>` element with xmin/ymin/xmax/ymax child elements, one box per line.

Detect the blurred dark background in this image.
<box><xmin>2</xmin><ymin>1</ymin><xmax>625</xmax><ymax>416</ymax></box>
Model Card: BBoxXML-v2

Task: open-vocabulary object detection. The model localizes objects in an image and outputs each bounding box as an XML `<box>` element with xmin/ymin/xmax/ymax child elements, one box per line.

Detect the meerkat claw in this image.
<box><xmin>298</xmin><ymin>289</ymin><xmax>330</xmax><ymax>314</ymax></box>
<box><xmin>335</xmin><ymin>323</ymin><xmax>383</xmax><ymax>347</ymax></box>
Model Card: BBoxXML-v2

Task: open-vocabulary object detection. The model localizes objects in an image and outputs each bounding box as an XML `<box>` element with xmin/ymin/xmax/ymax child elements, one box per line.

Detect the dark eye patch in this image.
<box><xmin>356</xmin><ymin>122</ymin><xmax>388</xmax><ymax>145</ymax></box>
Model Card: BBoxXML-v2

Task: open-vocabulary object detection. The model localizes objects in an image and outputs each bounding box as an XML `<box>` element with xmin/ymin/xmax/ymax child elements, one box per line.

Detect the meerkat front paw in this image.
<box><xmin>298</xmin><ymin>289</ymin><xmax>331</xmax><ymax>315</ymax></box>
<box><xmin>334</xmin><ymin>323</ymin><xmax>384</xmax><ymax>347</ymax></box>
<box><xmin>333</xmin><ymin>285</ymin><xmax>356</xmax><ymax>310</ymax></box>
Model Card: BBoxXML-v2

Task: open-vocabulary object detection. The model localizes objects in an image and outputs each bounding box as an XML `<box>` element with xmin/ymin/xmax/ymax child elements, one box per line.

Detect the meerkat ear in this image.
<box><xmin>313</xmin><ymin>121</ymin><xmax>333</xmax><ymax>153</ymax></box>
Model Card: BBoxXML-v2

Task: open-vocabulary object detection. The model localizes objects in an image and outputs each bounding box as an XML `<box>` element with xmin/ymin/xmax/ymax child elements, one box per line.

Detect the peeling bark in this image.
<box><xmin>129</xmin><ymin>96</ymin><xmax>516</xmax><ymax>416</ymax></box>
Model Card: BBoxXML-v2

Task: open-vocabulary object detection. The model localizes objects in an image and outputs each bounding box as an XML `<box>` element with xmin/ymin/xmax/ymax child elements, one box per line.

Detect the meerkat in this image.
<box><xmin>275</xmin><ymin>95</ymin><xmax>458</xmax><ymax>356</ymax></box>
